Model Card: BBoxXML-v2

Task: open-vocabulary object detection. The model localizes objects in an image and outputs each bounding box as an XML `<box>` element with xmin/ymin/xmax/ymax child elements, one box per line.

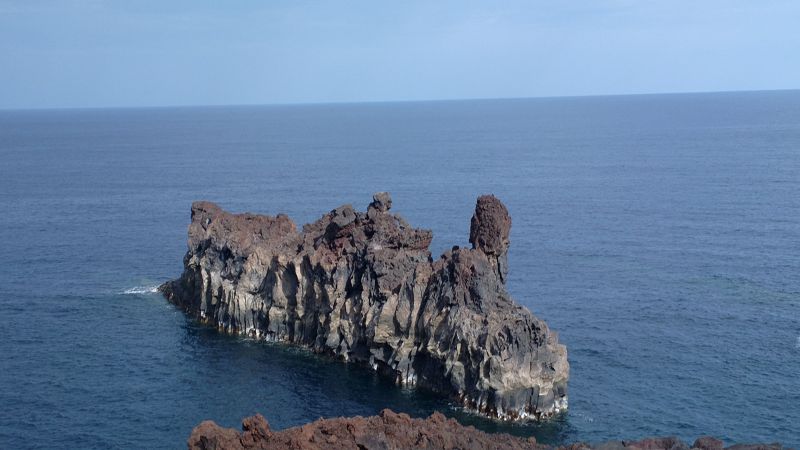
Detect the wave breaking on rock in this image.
<box><xmin>122</xmin><ymin>285</ymin><xmax>160</xmax><ymax>295</ymax></box>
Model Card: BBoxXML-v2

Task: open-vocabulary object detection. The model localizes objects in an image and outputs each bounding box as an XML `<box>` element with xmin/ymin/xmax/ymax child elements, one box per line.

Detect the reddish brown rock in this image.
<box><xmin>469</xmin><ymin>194</ymin><xmax>511</xmax><ymax>257</ymax></box>
<box><xmin>187</xmin><ymin>411</ymin><xmax>791</xmax><ymax>450</ymax></box>
<box><xmin>693</xmin><ymin>437</ymin><xmax>725</xmax><ymax>450</ymax></box>
<box><xmin>469</xmin><ymin>194</ymin><xmax>512</xmax><ymax>282</ymax></box>
<box><xmin>188</xmin><ymin>410</ymin><xmax>543</xmax><ymax>450</ymax></box>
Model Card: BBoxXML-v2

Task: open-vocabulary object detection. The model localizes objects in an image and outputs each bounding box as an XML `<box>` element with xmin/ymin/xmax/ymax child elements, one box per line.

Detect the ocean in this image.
<box><xmin>1</xmin><ymin>91</ymin><xmax>798</xmax><ymax>448</ymax></box>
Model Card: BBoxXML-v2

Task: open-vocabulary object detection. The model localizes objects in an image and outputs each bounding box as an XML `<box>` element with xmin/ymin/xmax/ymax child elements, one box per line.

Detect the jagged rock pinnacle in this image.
<box><xmin>470</xmin><ymin>194</ymin><xmax>511</xmax><ymax>282</ymax></box>
<box><xmin>371</xmin><ymin>191</ymin><xmax>392</xmax><ymax>212</ymax></box>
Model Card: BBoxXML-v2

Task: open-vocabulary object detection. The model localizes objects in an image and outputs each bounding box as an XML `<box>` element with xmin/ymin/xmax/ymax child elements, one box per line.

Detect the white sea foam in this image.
<box><xmin>122</xmin><ymin>285</ymin><xmax>160</xmax><ymax>295</ymax></box>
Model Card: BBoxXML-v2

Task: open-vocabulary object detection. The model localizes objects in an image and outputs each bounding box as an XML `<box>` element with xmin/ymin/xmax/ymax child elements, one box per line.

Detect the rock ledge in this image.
<box><xmin>188</xmin><ymin>410</ymin><xmax>789</xmax><ymax>450</ymax></box>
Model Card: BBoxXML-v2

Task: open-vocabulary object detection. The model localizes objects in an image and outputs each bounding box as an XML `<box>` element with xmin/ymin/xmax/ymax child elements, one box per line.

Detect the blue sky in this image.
<box><xmin>0</xmin><ymin>0</ymin><xmax>798</xmax><ymax>109</ymax></box>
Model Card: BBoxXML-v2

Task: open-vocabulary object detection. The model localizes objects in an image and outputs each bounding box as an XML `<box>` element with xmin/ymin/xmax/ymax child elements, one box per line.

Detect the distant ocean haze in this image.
<box><xmin>0</xmin><ymin>91</ymin><xmax>798</xmax><ymax>449</ymax></box>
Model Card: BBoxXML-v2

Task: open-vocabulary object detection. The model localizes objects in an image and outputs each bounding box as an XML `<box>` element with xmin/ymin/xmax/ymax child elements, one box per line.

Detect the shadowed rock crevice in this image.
<box><xmin>161</xmin><ymin>193</ymin><xmax>569</xmax><ymax>420</ymax></box>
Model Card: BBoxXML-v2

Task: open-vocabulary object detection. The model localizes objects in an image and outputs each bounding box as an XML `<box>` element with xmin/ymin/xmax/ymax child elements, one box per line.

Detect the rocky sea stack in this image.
<box><xmin>160</xmin><ymin>193</ymin><xmax>569</xmax><ymax>420</ymax></box>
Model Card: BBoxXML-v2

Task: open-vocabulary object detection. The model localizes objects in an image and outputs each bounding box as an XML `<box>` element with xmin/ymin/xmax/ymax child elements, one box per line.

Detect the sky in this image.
<box><xmin>0</xmin><ymin>0</ymin><xmax>798</xmax><ymax>109</ymax></box>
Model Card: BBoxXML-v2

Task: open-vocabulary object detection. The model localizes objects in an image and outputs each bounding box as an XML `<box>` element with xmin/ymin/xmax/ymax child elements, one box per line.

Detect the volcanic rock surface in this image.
<box><xmin>187</xmin><ymin>410</ymin><xmax>789</xmax><ymax>450</ymax></box>
<box><xmin>160</xmin><ymin>193</ymin><xmax>569</xmax><ymax>420</ymax></box>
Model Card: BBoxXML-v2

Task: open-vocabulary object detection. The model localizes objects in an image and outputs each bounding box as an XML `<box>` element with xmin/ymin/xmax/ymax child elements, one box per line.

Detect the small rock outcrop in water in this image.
<box><xmin>187</xmin><ymin>410</ymin><xmax>789</xmax><ymax>450</ymax></box>
<box><xmin>160</xmin><ymin>193</ymin><xmax>569</xmax><ymax>420</ymax></box>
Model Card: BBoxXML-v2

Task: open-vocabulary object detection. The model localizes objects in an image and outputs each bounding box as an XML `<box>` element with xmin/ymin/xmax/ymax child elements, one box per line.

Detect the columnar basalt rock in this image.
<box><xmin>160</xmin><ymin>193</ymin><xmax>569</xmax><ymax>420</ymax></box>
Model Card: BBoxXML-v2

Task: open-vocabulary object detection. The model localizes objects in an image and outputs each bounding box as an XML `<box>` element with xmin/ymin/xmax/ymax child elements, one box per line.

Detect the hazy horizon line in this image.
<box><xmin>2</xmin><ymin>87</ymin><xmax>797</xmax><ymax>113</ymax></box>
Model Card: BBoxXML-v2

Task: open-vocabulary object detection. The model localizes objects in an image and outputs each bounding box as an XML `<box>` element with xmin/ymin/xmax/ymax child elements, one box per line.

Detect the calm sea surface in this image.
<box><xmin>1</xmin><ymin>92</ymin><xmax>799</xmax><ymax>448</ymax></box>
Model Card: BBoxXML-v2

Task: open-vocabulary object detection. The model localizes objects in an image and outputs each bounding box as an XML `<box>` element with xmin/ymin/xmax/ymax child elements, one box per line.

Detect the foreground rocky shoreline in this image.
<box><xmin>188</xmin><ymin>410</ymin><xmax>789</xmax><ymax>450</ymax></box>
<box><xmin>162</xmin><ymin>194</ymin><xmax>790</xmax><ymax>450</ymax></box>
<box><xmin>161</xmin><ymin>193</ymin><xmax>568</xmax><ymax>420</ymax></box>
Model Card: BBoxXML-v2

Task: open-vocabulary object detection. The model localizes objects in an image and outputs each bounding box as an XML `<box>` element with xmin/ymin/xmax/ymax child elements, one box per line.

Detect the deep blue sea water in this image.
<box><xmin>1</xmin><ymin>91</ymin><xmax>799</xmax><ymax>449</ymax></box>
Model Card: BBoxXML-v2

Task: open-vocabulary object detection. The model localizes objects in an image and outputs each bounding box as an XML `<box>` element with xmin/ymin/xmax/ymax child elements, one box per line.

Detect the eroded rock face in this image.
<box><xmin>161</xmin><ymin>193</ymin><xmax>569</xmax><ymax>420</ymax></box>
<box><xmin>470</xmin><ymin>194</ymin><xmax>512</xmax><ymax>282</ymax></box>
<box><xmin>187</xmin><ymin>411</ymin><xmax>790</xmax><ymax>450</ymax></box>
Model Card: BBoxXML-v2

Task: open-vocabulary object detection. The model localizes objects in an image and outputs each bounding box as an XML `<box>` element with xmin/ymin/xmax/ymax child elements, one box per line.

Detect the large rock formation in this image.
<box><xmin>160</xmin><ymin>193</ymin><xmax>569</xmax><ymax>420</ymax></box>
<box><xmin>187</xmin><ymin>410</ymin><xmax>789</xmax><ymax>450</ymax></box>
